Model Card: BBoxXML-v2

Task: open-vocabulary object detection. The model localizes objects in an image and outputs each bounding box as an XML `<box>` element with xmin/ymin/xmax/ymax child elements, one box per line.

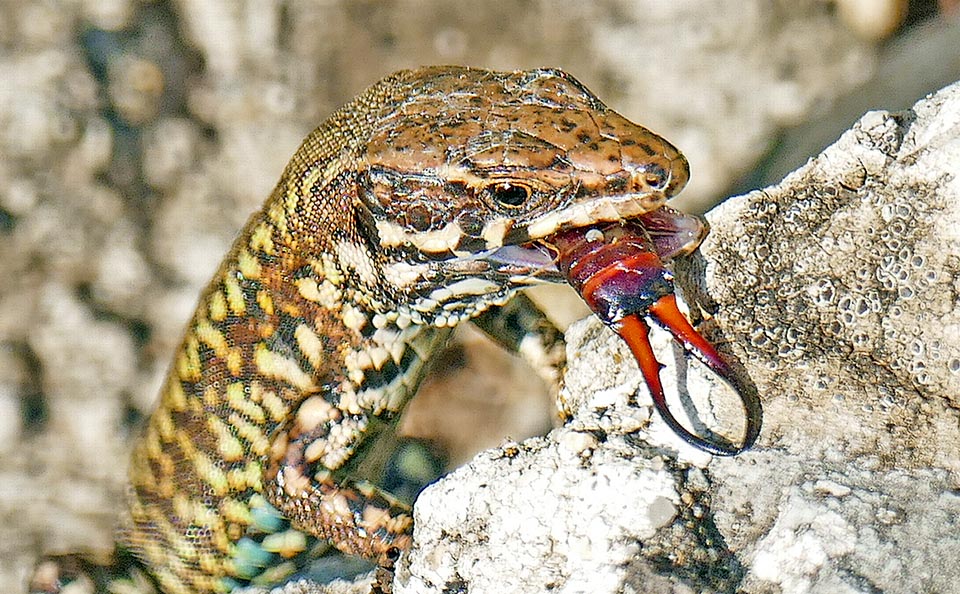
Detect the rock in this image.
<box><xmin>700</xmin><ymin>79</ymin><xmax>960</xmax><ymax>594</ymax></box>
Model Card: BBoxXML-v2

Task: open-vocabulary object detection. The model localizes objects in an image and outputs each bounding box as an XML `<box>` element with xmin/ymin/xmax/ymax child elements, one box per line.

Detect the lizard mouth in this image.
<box><xmin>481</xmin><ymin>207</ymin><xmax>708</xmax><ymax>283</ymax></box>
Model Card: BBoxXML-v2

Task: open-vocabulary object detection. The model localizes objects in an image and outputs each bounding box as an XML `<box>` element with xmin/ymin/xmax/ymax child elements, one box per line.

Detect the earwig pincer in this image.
<box><xmin>537</xmin><ymin>209</ymin><xmax>762</xmax><ymax>455</ymax></box>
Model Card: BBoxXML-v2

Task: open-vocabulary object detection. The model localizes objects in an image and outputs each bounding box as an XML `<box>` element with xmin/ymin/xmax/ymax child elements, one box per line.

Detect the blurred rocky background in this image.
<box><xmin>2</xmin><ymin>0</ymin><xmax>959</xmax><ymax>592</ymax></box>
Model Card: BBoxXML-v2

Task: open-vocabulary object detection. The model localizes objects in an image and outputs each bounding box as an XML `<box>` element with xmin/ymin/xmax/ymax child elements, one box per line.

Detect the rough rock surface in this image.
<box><xmin>700</xmin><ymin>81</ymin><xmax>960</xmax><ymax>594</ymax></box>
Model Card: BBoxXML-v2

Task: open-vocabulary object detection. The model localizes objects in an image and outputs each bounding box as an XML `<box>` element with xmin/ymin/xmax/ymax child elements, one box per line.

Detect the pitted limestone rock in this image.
<box><xmin>703</xmin><ymin>83</ymin><xmax>960</xmax><ymax>472</ymax></box>
<box><xmin>699</xmin><ymin>81</ymin><xmax>960</xmax><ymax>594</ymax></box>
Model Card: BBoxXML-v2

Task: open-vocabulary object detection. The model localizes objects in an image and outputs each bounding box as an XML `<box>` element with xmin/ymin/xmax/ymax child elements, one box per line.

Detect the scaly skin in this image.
<box><xmin>32</xmin><ymin>66</ymin><xmax>690</xmax><ymax>594</ymax></box>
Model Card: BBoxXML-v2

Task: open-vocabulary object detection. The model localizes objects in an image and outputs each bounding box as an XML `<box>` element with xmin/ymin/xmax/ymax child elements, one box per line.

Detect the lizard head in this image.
<box><xmin>349</xmin><ymin>66</ymin><xmax>689</xmax><ymax>321</ymax></box>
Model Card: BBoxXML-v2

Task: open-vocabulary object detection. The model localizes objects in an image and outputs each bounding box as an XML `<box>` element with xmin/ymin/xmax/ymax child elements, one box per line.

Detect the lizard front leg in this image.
<box><xmin>264</xmin><ymin>397</ymin><xmax>413</xmax><ymax>561</ymax></box>
<box><xmin>263</xmin><ymin>404</ymin><xmax>412</xmax><ymax>594</ymax></box>
<box><xmin>261</xmin><ymin>324</ymin><xmax>451</xmax><ymax>566</ymax></box>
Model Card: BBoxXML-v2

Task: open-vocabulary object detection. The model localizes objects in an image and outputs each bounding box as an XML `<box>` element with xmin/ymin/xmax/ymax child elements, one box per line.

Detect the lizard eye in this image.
<box><xmin>482</xmin><ymin>182</ymin><xmax>532</xmax><ymax>210</ymax></box>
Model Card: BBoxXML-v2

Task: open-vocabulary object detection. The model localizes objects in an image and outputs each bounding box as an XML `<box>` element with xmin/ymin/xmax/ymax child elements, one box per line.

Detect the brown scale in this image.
<box><xmin>31</xmin><ymin>66</ymin><xmax>758</xmax><ymax>594</ymax></box>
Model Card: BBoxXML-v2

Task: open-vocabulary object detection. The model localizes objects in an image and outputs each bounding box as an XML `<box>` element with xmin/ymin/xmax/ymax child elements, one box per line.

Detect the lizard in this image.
<box><xmin>30</xmin><ymin>65</ymin><xmax>727</xmax><ymax>594</ymax></box>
